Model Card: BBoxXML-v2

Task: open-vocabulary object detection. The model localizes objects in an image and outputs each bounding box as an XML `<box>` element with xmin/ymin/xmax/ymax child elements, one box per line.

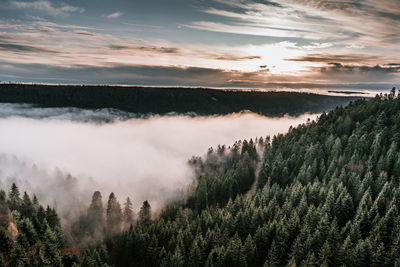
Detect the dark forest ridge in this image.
<box><xmin>0</xmin><ymin>84</ymin><xmax>365</xmax><ymax>117</ymax></box>
<box><xmin>327</xmin><ymin>90</ymin><xmax>368</xmax><ymax>95</ymax></box>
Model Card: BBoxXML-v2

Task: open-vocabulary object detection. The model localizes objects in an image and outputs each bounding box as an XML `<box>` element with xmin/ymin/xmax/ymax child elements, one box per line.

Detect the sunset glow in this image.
<box><xmin>0</xmin><ymin>0</ymin><xmax>399</xmax><ymax>89</ymax></box>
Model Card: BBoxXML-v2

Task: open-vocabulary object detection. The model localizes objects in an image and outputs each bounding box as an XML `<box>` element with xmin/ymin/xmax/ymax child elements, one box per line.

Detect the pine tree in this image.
<box><xmin>106</xmin><ymin>192</ymin><xmax>122</xmax><ymax>236</ymax></box>
<box><xmin>338</xmin><ymin>236</ymin><xmax>353</xmax><ymax>266</ymax></box>
<box><xmin>28</xmin><ymin>243</ymin><xmax>50</xmax><ymax>266</ymax></box>
<box><xmin>8</xmin><ymin>183</ymin><xmax>21</xmax><ymax>211</ymax></box>
<box><xmin>244</xmin><ymin>234</ymin><xmax>257</xmax><ymax>267</ymax></box>
<box><xmin>20</xmin><ymin>192</ymin><xmax>33</xmax><ymax>218</ymax></box>
<box><xmin>300</xmin><ymin>252</ymin><xmax>317</xmax><ymax>267</ymax></box>
<box><xmin>188</xmin><ymin>240</ymin><xmax>203</xmax><ymax>267</ymax></box>
<box><xmin>265</xmin><ymin>240</ymin><xmax>280</xmax><ymax>267</ymax></box>
<box><xmin>0</xmin><ymin>190</ymin><xmax>5</xmax><ymax>204</ymax></box>
<box><xmin>18</xmin><ymin>218</ymin><xmax>38</xmax><ymax>246</ymax></box>
<box><xmin>87</xmin><ymin>191</ymin><xmax>105</xmax><ymax>236</ymax></box>
<box><xmin>170</xmin><ymin>246</ymin><xmax>185</xmax><ymax>267</ymax></box>
<box><xmin>139</xmin><ymin>200</ymin><xmax>151</xmax><ymax>224</ymax></box>
<box><xmin>0</xmin><ymin>229</ymin><xmax>13</xmax><ymax>256</ymax></box>
<box><xmin>8</xmin><ymin>243</ymin><xmax>26</xmax><ymax>267</ymax></box>
<box><xmin>123</xmin><ymin>197</ymin><xmax>134</xmax><ymax>228</ymax></box>
<box><xmin>46</xmin><ymin>206</ymin><xmax>61</xmax><ymax>229</ymax></box>
<box><xmin>0</xmin><ymin>253</ymin><xmax>5</xmax><ymax>267</ymax></box>
<box><xmin>32</xmin><ymin>195</ymin><xmax>39</xmax><ymax>210</ymax></box>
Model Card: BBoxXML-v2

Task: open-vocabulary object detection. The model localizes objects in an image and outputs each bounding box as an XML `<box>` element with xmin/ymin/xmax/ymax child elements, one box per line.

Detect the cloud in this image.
<box><xmin>288</xmin><ymin>0</ymin><xmax>362</xmax><ymax>12</ymax></box>
<box><xmin>35</xmin><ymin>21</ymin><xmax>97</xmax><ymax>30</ymax></box>
<box><xmin>283</xmin><ymin>53</ymin><xmax>400</xmax><ymax>83</ymax></box>
<box><xmin>184</xmin><ymin>21</ymin><xmax>315</xmax><ymax>39</ymax></box>
<box><xmin>0</xmin><ymin>1</ymin><xmax>399</xmax><ymax>87</ymax></box>
<box><xmin>0</xmin><ymin>19</ymin><xmax>264</xmax><ymax>73</ymax></box>
<box><xmin>191</xmin><ymin>0</ymin><xmax>400</xmax><ymax>47</ymax></box>
<box><xmin>73</xmin><ymin>30</ymin><xmax>96</xmax><ymax>36</ymax></box>
<box><xmin>106</xmin><ymin>12</ymin><xmax>123</xmax><ymax>19</ymax></box>
<box><xmin>0</xmin><ymin>42</ymin><xmax>58</xmax><ymax>54</ymax></box>
<box><xmin>286</xmin><ymin>53</ymin><xmax>381</xmax><ymax>64</ymax></box>
<box><xmin>216</xmin><ymin>55</ymin><xmax>261</xmax><ymax>61</ymax></box>
<box><xmin>0</xmin><ymin>62</ymin><xmax>261</xmax><ymax>86</ymax></box>
<box><xmin>0</xmin><ymin>17</ymin><xmax>397</xmax><ymax>87</ymax></box>
<box><xmin>295</xmin><ymin>63</ymin><xmax>400</xmax><ymax>84</ymax></box>
<box><xmin>0</xmin><ymin>104</ymin><xmax>317</xmax><ymax>214</ymax></box>
<box><xmin>319</xmin><ymin>63</ymin><xmax>400</xmax><ymax>74</ymax></box>
<box><xmin>107</xmin><ymin>43</ymin><xmax>260</xmax><ymax>61</ymax></box>
<box><xmin>1</xmin><ymin>60</ymin><xmax>399</xmax><ymax>88</ymax></box>
<box><xmin>11</xmin><ymin>0</ymin><xmax>85</xmax><ymax>16</ymax></box>
<box><xmin>302</xmin><ymin>42</ymin><xmax>333</xmax><ymax>50</ymax></box>
<box><xmin>108</xmin><ymin>44</ymin><xmax>181</xmax><ymax>54</ymax></box>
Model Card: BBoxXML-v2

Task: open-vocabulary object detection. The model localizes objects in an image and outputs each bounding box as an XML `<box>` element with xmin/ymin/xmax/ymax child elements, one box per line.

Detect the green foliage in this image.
<box><xmin>0</xmin><ymin>185</ymin><xmax>86</xmax><ymax>266</ymax></box>
<box><xmin>138</xmin><ymin>200</ymin><xmax>151</xmax><ymax>224</ymax></box>
<box><xmin>101</xmin><ymin>91</ymin><xmax>400</xmax><ymax>266</ymax></box>
<box><xmin>187</xmin><ymin>139</ymin><xmax>263</xmax><ymax>212</ymax></box>
<box><xmin>3</xmin><ymin>90</ymin><xmax>400</xmax><ymax>266</ymax></box>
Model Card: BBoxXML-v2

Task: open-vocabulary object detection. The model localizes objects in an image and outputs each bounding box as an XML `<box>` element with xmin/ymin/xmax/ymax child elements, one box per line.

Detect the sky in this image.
<box><xmin>0</xmin><ymin>0</ymin><xmax>399</xmax><ymax>89</ymax></box>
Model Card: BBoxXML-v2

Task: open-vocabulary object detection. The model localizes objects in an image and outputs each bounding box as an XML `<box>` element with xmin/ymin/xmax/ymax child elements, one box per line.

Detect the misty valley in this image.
<box><xmin>2</xmin><ymin>89</ymin><xmax>400</xmax><ymax>266</ymax></box>
<box><xmin>0</xmin><ymin>98</ymin><xmax>320</xmax><ymax>266</ymax></box>
<box><xmin>0</xmin><ymin>103</ymin><xmax>319</xmax><ymax>210</ymax></box>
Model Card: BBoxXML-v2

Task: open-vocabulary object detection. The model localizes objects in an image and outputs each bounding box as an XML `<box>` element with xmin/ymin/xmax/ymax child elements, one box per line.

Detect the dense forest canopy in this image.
<box><xmin>2</xmin><ymin>89</ymin><xmax>400</xmax><ymax>266</ymax></box>
<box><xmin>0</xmin><ymin>84</ymin><xmax>362</xmax><ymax>117</ymax></box>
<box><xmin>0</xmin><ymin>184</ymin><xmax>108</xmax><ymax>266</ymax></box>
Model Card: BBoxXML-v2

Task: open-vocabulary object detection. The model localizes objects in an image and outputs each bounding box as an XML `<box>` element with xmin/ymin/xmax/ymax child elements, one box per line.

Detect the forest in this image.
<box><xmin>2</xmin><ymin>89</ymin><xmax>400</xmax><ymax>266</ymax></box>
<box><xmin>0</xmin><ymin>84</ymin><xmax>361</xmax><ymax>117</ymax></box>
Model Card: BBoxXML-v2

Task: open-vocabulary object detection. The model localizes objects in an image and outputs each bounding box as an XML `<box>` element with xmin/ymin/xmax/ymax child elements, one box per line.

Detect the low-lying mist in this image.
<box><xmin>0</xmin><ymin>104</ymin><xmax>318</xmax><ymax>219</ymax></box>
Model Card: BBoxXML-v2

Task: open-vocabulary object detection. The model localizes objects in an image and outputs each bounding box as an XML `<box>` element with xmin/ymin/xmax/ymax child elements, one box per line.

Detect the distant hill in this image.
<box><xmin>0</xmin><ymin>84</ymin><xmax>364</xmax><ymax>116</ymax></box>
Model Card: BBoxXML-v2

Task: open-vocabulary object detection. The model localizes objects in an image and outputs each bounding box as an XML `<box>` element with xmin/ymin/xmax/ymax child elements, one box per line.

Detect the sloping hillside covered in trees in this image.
<box><xmin>104</xmin><ymin>90</ymin><xmax>400</xmax><ymax>266</ymax></box>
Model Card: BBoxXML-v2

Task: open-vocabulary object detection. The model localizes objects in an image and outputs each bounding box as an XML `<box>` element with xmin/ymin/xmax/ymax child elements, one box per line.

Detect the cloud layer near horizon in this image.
<box><xmin>0</xmin><ymin>104</ymin><xmax>316</xmax><ymax>215</ymax></box>
<box><xmin>0</xmin><ymin>104</ymin><xmax>318</xmax><ymax>214</ymax></box>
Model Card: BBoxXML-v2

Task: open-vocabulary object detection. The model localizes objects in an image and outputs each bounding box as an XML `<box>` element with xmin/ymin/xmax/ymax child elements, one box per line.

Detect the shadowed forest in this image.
<box><xmin>0</xmin><ymin>84</ymin><xmax>362</xmax><ymax>117</ymax></box>
<box><xmin>1</xmin><ymin>89</ymin><xmax>400</xmax><ymax>266</ymax></box>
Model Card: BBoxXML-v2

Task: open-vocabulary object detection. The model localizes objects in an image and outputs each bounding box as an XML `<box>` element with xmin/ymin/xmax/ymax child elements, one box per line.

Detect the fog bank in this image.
<box><xmin>0</xmin><ymin>104</ymin><xmax>318</xmax><ymax>214</ymax></box>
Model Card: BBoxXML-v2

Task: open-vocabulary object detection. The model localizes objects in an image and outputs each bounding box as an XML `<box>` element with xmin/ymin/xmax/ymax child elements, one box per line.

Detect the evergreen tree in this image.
<box><xmin>8</xmin><ymin>183</ymin><xmax>21</xmax><ymax>211</ymax></box>
<box><xmin>106</xmin><ymin>193</ymin><xmax>122</xmax><ymax>236</ymax></box>
<box><xmin>88</xmin><ymin>191</ymin><xmax>105</xmax><ymax>237</ymax></box>
<box><xmin>138</xmin><ymin>200</ymin><xmax>151</xmax><ymax>224</ymax></box>
<box><xmin>123</xmin><ymin>197</ymin><xmax>134</xmax><ymax>228</ymax></box>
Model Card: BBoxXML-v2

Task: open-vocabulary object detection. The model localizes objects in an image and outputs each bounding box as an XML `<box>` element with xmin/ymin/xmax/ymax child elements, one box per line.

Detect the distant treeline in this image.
<box><xmin>0</xmin><ymin>84</ymin><xmax>363</xmax><ymax>116</ymax></box>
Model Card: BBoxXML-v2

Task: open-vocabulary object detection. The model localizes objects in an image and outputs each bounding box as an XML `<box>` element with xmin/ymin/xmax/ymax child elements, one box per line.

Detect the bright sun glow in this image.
<box><xmin>239</xmin><ymin>42</ymin><xmax>309</xmax><ymax>74</ymax></box>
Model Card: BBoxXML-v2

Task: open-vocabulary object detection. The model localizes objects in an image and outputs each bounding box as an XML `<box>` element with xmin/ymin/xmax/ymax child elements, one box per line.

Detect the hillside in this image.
<box><xmin>0</xmin><ymin>84</ymin><xmax>362</xmax><ymax>117</ymax></box>
<box><xmin>103</xmin><ymin>90</ymin><xmax>400</xmax><ymax>266</ymax></box>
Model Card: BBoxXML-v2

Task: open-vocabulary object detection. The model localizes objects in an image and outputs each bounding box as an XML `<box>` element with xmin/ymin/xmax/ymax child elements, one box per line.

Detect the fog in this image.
<box><xmin>0</xmin><ymin>104</ymin><xmax>318</xmax><ymax>217</ymax></box>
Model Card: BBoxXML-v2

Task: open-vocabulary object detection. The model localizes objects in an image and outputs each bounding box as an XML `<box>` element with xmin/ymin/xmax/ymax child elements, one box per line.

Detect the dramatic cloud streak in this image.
<box><xmin>195</xmin><ymin>0</ymin><xmax>400</xmax><ymax>46</ymax></box>
<box><xmin>286</xmin><ymin>54</ymin><xmax>381</xmax><ymax>64</ymax></box>
<box><xmin>11</xmin><ymin>0</ymin><xmax>85</xmax><ymax>17</ymax></box>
